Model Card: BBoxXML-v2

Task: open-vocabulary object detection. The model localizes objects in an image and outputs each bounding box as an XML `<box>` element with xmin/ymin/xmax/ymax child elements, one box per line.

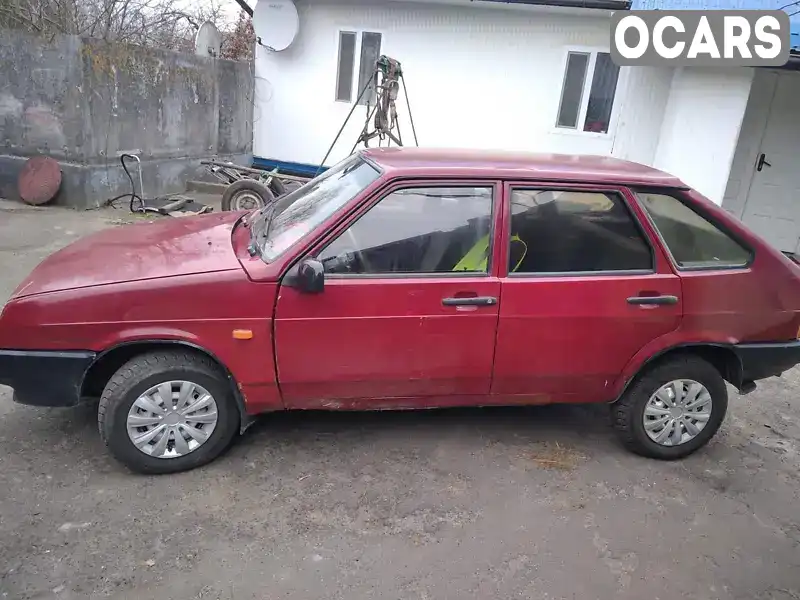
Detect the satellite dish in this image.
<box><xmin>195</xmin><ymin>21</ymin><xmax>222</xmax><ymax>57</ymax></box>
<box><xmin>253</xmin><ymin>0</ymin><xmax>299</xmax><ymax>52</ymax></box>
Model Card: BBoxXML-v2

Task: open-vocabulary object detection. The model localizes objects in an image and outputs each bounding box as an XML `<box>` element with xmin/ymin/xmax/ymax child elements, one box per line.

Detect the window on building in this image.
<box><xmin>336</xmin><ymin>32</ymin><xmax>357</xmax><ymax>102</ymax></box>
<box><xmin>356</xmin><ymin>32</ymin><xmax>383</xmax><ymax>105</ymax></box>
<box><xmin>556</xmin><ymin>53</ymin><xmax>589</xmax><ymax>129</ymax></box>
<box><xmin>318</xmin><ymin>186</ymin><xmax>494</xmax><ymax>275</ymax></box>
<box><xmin>556</xmin><ymin>51</ymin><xmax>620</xmax><ymax>134</ymax></box>
<box><xmin>508</xmin><ymin>189</ymin><xmax>652</xmax><ymax>274</ymax></box>
<box><xmin>335</xmin><ymin>30</ymin><xmax>382</xmax><ymax>104</ymax></box>
<box><xmin>636</xmin><ymin>192</ymin><xmax>751</xmax><ymax>269</ymax></box>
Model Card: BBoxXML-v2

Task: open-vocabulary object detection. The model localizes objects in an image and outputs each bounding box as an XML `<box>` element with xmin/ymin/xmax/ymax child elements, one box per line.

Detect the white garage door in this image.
<box><xmin>740</xmin><ymin>71</ymin><xmax>800</xmax><ymax>254</ymax></box>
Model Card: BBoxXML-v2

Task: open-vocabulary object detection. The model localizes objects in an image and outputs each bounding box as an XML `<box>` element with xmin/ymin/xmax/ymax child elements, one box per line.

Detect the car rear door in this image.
<box><xmin>273</xmin><ymin>180</ymin><xmax>502</xmax><ymax>408</ymax></box>
<box><xmin>491</xmin><ymin>183</ymin><xmax>682</xmax><ymax>403</ymax></box>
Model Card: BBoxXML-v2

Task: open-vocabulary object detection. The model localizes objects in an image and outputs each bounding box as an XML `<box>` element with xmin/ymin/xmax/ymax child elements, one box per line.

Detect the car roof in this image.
<box><xmin>359</xmin><ymin>147</ymin><xmax>686</xmax><ymax>189</ymax></box>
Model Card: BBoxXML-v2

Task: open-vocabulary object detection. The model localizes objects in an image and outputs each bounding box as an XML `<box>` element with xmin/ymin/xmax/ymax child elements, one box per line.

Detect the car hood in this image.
<box><xmin>12</xmin><ymin>212</ymin><xmax>244</xmax><ymax>299</ymax></box>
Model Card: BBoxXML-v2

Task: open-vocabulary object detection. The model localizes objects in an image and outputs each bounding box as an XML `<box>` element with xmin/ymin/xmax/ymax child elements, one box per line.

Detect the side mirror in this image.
<box><xmin>295</xmin><ymin>258</ymin><xmax>325</xmax><ymax>294</ymax></box>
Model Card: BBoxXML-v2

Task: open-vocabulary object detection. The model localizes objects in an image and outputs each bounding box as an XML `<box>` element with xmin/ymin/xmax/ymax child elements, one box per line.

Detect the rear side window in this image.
<box><xmin>636</xmin><ymin>192</ymin><xmax>751</xmax><ymax>269</ymax></box>
<box><xmin>509</xmin><ymin>189</ymin><xmax>652</xmax><ymax>274</ymax></box>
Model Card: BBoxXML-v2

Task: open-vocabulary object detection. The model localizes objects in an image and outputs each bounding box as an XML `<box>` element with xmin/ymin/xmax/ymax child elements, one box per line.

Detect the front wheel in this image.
<box><xmin>612</xmin><ymin>356</ymin><xmax>728</xmax><ymax>460</ymax></box>
<box><xmin>98</xmin><ymin>350</ymin><xmax>239</xmax><ymax>474</ymax></box>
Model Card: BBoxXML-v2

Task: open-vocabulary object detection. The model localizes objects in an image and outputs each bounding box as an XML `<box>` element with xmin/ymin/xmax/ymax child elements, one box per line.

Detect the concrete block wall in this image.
<box><xmin>0</xmin><ymin>28</ymin><xmax>254</xmax><ymax>208</ymax></box>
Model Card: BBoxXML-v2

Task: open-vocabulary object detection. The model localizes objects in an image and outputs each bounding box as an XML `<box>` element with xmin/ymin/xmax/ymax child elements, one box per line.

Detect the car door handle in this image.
<box><xmin>442</xmin><ymin>296</ymin><xmax>497</xmax><ymax>307</ymax></box>
<box><xmin>627</xmin><ymin>295</ymin><xmax>679</xmax><ymax>306</ymax></box>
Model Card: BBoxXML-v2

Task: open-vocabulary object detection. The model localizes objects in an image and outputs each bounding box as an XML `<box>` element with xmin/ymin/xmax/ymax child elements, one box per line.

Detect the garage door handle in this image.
<box><xmin>757</xmin><ymin>153</ymin><xmax>771</xmax><ymax>172</ymax></box>
<box><xmin>442</xmin><ymin>296</ymin><xmax>497</xmax><ymax>307</ymax></box>
<box><xmin>627</xmin><ymin>295</ymin><xmax>679</xmax><ymax>306</ymax></box>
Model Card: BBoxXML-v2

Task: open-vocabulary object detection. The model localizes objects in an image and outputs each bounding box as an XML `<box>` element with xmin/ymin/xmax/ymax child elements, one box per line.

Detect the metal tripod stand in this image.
<box><xmin>317</xmin><ymin>55</ymin><xmax>418</xmax><ymax>175</ymax></box>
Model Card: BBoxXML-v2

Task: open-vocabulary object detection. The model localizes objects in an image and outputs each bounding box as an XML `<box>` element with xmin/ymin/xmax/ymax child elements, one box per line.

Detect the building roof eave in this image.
<box><xmin>786</xmin><ymin>50</ymin><xmax>800</xmax><ymax>71</ymax></box>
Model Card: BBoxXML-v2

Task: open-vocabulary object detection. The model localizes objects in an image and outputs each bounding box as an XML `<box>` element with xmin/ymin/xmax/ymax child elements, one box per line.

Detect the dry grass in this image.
<box><xmin>519</xmin><ymin>442</ymin><xmax>585</xmax><ymax>471</ymax></box>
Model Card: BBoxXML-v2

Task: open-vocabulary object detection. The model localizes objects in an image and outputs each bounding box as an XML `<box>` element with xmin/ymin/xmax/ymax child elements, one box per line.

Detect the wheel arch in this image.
<box><xmin>614</xmin><ymin>343</ymin><xmax>744</xmax><ymax>403</ymax></box>
<box><xmin>81</xmin><ymin>340</ymin><xmax>253</xmax><ymax>433</ymax></box>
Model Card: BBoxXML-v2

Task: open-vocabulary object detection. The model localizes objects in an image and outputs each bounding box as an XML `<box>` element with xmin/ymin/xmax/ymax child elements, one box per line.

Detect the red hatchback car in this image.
<box><xmin>2</xmin><ymin>148</ymin><xmax>800</xmax><ymax>474</ymax></box>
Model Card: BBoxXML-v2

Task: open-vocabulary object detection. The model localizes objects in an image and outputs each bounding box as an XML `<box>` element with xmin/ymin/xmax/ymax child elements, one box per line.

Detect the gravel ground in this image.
<box><xmin>0</xmin><ymin>200</ymin><xmax>799</xmax><ymax>600</ymax></box>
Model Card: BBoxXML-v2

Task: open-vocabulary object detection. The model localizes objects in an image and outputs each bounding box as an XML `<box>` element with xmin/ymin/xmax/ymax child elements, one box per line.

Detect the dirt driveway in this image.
<box><xmin>1</xmin><ymin>200</ymin><xmax>799</xmax><ymax>600</ymax></box>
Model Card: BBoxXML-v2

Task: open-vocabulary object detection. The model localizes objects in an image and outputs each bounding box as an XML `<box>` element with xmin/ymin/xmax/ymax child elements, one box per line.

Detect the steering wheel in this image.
<box><xmin>346</xmin><ymin>228</ymin><xmax>373</xmax><ymax>273</ymax></box>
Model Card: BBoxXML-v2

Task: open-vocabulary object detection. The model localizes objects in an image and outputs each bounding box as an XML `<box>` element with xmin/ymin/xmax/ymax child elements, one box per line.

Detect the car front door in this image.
<box><xmin>274</xmin><ymin>181</ymin><xmax>502</xmax><ymax>409</ymax></box>
<box><xmin>491</xmin><ymin>183</ymin><xmax>683</xmax><ymax>403</ymax></box>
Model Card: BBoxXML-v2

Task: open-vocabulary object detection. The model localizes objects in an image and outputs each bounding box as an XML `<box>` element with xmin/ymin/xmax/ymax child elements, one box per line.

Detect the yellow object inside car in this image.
<box><xmin>453</xmin><ymin>234</ymin><xmax>527</xmax><ymax>273</ymax></box>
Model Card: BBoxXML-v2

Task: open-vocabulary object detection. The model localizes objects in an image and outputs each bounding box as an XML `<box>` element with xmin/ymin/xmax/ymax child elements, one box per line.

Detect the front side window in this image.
<box><xmin>252</xmin><ymin>155</ymin><xmax>381</xmax><ymax>262</ymax></box>
<box><xmin>556</xmin><ymin>51</ymin><xmax>620</xmax><ymax>134</ymax></box>
<box><xmin>318</xmin><ymin>186</ymin><xmax>494</xmax><ymax>275</ymax></box>
<box><xmin>636</xmin><ymin>192</ymin><xmax>751</xmax><ymax>268</ymax></box>
<box><xmin>508</xmin><ymin>189</ymin><xmax>651</xmax><ymax>274</ymax></box>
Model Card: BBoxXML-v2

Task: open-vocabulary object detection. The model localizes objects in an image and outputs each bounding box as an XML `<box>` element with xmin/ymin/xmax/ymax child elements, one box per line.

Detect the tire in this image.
<box><xmin>283</xmin><ymin>180</ymin><xmax>304</xmax><ymax>194</ymax></box>
<box><xmin>98</xmin><ymin>350</ymin><xmax>240</xmax><ymax>474</ymax></box>
<box><xmin>612</xmin><ymin>355</ymin><xmax>728</xmax><ymax>460</ymax></box>
<box><xmin>268</xmin><ymin>177</ymin><xmax>286</xmax><ymax>197</ymax></box>
<box><xmin>220</xmin><ymin>179</ymin><xmax>275</xmax><ymax>212</ymax></box>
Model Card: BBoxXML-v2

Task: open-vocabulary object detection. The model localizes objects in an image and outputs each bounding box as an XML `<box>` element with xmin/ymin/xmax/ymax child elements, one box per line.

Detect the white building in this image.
<box><xmin>253</xmin><ymin>0</ymin><xmax>800</xmax><ymax>254</ymax></box>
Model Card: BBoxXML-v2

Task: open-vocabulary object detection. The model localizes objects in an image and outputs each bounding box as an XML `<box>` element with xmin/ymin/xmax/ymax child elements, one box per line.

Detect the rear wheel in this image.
<box><xmin>98</xmin><ymin>350</ymin><xmax>239</xmax><ymax>474</ymax></box>
<box><xmin>612</xmin><ymin>356</ymin><xmax>727</xmax><ymax>460</ymax></box>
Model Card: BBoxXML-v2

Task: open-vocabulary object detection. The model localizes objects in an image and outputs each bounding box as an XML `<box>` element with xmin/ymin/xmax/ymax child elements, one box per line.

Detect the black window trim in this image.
<box><xmin>505</xmin><ymin>185</ymin><xmax>657</xmax><ymax>279</ymax></box>
<box><xmin>315</xmin><ymin>182</ymin><xmax>500</xmax><ymax>279</ymax></box>
<box><xmin>631</xmin><ymin>186</ymin><xmax>755</xmax><ymax>273</ymax></box>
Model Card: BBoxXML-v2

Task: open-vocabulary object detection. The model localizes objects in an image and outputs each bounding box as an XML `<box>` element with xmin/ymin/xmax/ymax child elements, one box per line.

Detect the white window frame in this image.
<box><xmin>333</xmin><ymin>28</ymin><xmax>386</xmax><ymax>104</ymax></box>
<box><xmin>553</xmin><ymin>46</ymin><xmax>622</xmax><ymax>139</ymax></box>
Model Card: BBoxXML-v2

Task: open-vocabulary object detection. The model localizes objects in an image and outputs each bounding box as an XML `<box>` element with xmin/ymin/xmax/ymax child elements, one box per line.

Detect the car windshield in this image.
<box><xmin>252</xmin><ymin>155</ymin><xmax>381</xmax><ymax>262</ymax></box>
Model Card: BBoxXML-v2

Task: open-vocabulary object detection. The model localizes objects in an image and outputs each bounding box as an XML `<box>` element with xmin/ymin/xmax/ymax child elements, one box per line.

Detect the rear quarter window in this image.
<box><xmin>636</xmin><ymin>191</ymin><xmax>751</xmax><ymax>269</ymax></box>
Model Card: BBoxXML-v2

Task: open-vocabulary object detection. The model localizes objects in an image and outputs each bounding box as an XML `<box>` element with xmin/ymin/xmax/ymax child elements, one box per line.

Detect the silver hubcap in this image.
<box><xmin>644</xmin><ymin>379</ymin><xmax>713</xmax><ymax>447</ymax></box>
<box><xmin>232</xmin><ymin>191</ymin><xmax>264</xmax><ymax>211</ymax></box>
<box><xmin>126</xmin><ymin>381</ymin><xmax>218</xmax><ymax>459</ymax></box>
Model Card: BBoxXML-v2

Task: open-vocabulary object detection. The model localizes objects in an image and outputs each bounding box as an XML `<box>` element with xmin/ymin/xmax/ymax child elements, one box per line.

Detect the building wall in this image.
<box><xmin>254</xmin><ymin>0</ymin><xmax>762</xmax><ymax>209</ymax></box>
<box><xmin>652</xmin><ymin>67</ymin><xmax>754</xmax><ymax>203</ymax></box>
<box><xmin>0</xmin><ymin>28</ymin><xmax>254</xmax><ymax>208</ymax></box>
<box><xmin>721</xmin><ymin>69</ymin><xmax>777</xmax><ymax>219</ymax></box>
<box><xmin>610</xmin><ymin>66</ymin><xmax>674</xmax><ymax>166</ymax></box>
<box><xmin>254</xmin><ymin>0</ymin><xmax>621</xmax><ymax>167</ymax></box>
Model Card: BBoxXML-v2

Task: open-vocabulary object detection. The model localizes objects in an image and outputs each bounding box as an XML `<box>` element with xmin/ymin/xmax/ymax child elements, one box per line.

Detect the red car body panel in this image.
<box><xmin>493</xmin><ymin>273</ymin><xmax>682</xmax><ymax>403</ymax></box>
<box><xmin>360</xmin><ymin>147</ymin><xmax>684</xmax><ymax>188</ymax></box>
<box><xmin>2</xmin><ymin>148</ymin><xmax>800</xmax><ymax>416</ymax></box>
<box><xmin>490</xmin><ymin>182</ymin><xmax>682</xmax><ymax>404</ymax></box>
<box><xmin>0</xmin><ymin>269</ymin><xmax>284</xmax><ymax>413</ymax></box>
<box><xmin>275</xmin><ymin>276</ymin><xmax>502</xmax><ymax>406</ymax></box>
<box><xmin>273</xmin><ymin>178</ymin><xmax>503</xmax><ymax>408</ymax></box>
<box><xmin>611</xmin><ymin>189</ymin><xmax>800</xmax><ymax>396</ymax></box>
<box><xmin>11</xmin><ymin>212</ymin><xmax>243</xmax><ymax>299</ymax></box>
